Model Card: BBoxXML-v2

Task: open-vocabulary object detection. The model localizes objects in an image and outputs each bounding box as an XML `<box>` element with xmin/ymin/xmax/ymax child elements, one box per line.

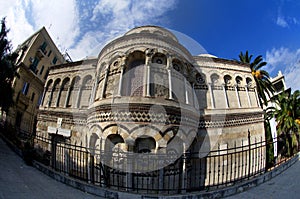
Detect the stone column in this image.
<box><xmin>245</xmin><ymin>86</ymin><xmax>252</xmax><ymax>107</ymax></box>
<box><xmin>167</xmin><ymin>55</ymin><xmax>173</xmax><ymax>100</ymax></box>
<box><xmin>184</xmin><ymin>78</ymin><xmax>189</xmax><ymax>105</ymax></box>
<box><xmin>208</xmin><ymin>83</ymin><xmax>215</xmax><ymax>109</ymax></box>
<box><xmin>235</xmin><ymin>84</ymin><xmax>241</xmax><ymax>108</ymax></box>
<box><xmin>117</xmin><ymin>56</ymin><xmax>126</xmax><ymax>97</ymax></box>
<box><xmin>144</xmin><ymin>53</ymin><xmax>151</xmax><ymax>97</ymax></box>
<box><xmin>222</xmin><ymin>84</ymin><xmax>229</xmax><ymax>108</ymax></box>
<box><xmin>100</xmin><ymin>66</ymin><xmax>109</xmax><ymax>99</ymax></box>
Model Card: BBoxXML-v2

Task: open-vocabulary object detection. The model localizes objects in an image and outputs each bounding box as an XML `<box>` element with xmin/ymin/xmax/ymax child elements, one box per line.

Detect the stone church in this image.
<box><xmin>35</xmin><ymin>26</ymin><xmax>265</xmax><ymax>191</ymax></box>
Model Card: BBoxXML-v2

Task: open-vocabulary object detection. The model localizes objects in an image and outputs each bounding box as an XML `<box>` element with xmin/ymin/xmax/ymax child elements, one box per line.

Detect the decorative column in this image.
<box><xmin>117</xmin><ymin>58</ymin><xmax>126</xmax><ymax>97</ymax></box>
<box><xmin>235</xmin><ymin>84</ymin><xmax>241</xmax><ymax>108</ymax></box>
<box><xmin>167</xmin><ymin>55</ymin><xmax>173</xmax><ymax>100</ymax></box>
<box><xmin>222</xmin><ymin>84</ymin><xmax>229</xmax><ymax>108</ymax></box>
<box><xmin>89</xmin><ymin>75</ymin><xmax>98</xmax><ymax>106</ymax></box>
<box><xmin>208</xmin><ymin>83</ymin><xmax>215</xmax><ymax>109</ymax></box>
<box><xmin>144</xmin><ymin>51</ymin><xmax>152</xmax><ymax>97</ymax></box>
<box><xmin>184</xmin><ymin>78</ymin><xmax>189</xmax><ymax>105</ymax></box>
<box><xmin>100</xmin><ymin>66</ymin><xmax>109</xmax><ymax>99</ymax></box>
<box><xmin>245</xmin><ymin>86</ymin><xmax>252</xmax><ymax>107</ymax></box>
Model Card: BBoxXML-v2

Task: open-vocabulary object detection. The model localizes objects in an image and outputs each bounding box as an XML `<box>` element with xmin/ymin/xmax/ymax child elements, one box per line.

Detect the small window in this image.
<box><xmin>40</xmin><ymin>42</ymin><xmax>47</xmax><ymax>53</ymax></box>
<box><xmin>37</xmin><ymin>94</ymin><xmax>43</xmax><ymax>106</ymax></box>
<box><xmin>52</xmin><ymin>56</ymin><xmax>58</xmax><ymax>64</ymax></box>
<box><xmin>30</xmin><ymin>57</ymin><xmax>40</xmax><ymax>73</ymax></box>
<box><xmin>44</xmin><ymin>70</ymin><xmax>49</xmax><ymax>80</ymax></box>
<box><xmin>22</xmin><ymin>82</ymin><xmax>30</xmax><ymax>95</ymax></box>
<box><xmin>39</xmin><ymin>65</ymin><xmax>44</xmax><ymax>75</ymax></box>
<box><xmin>31</xmin><ymin>92</ymin><xmax>35</xmax><ymax>101</ymax></box>
<box><xmin>47</xmin><ymin>50</ymin><xmax>52</xmax><ymax>57</ymax></box>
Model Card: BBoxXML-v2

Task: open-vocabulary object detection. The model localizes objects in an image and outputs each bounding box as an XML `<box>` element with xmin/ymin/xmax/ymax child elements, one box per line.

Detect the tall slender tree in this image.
<box><xmin>0</xmin><ymin>17</ymin><xmax>18</xmax><ymax>114</ymax></box>
<box><xmin>238</xmin><ymin>51</ymin><xmax>274</xmax><ymax>107</ymax></box>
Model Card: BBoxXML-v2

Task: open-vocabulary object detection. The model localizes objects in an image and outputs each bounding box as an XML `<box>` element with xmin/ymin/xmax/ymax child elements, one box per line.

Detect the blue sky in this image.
<box><xmin>1</xmin><ymin>0</ymin><xmax>300</xmax><ymax>90</ymax></box>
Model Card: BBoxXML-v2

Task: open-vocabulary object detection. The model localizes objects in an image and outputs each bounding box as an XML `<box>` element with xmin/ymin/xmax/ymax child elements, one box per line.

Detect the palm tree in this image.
<box><xmin>238</xmin><ymin>51</ymin><xmax>274</xmax><ymax>107</ymax></box>
<box><xmin>269</xmin><ymin>90</ymin><xmax>300</xmax><ymax>156</ymax></box>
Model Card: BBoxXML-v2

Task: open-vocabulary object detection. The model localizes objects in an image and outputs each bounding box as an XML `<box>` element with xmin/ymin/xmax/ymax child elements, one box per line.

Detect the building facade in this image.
<box><xmin>7</xmin><ymin>27</ymin><xmax>66</xmax><ymax>135</ymax></box>
<box><xmin>35</xmin><ymin>26</ymin><xmax>265</xmax><ymax>192</ymax></box>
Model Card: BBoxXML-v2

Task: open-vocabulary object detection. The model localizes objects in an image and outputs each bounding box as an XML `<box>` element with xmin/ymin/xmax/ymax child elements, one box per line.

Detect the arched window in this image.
<box><xmin>58</xmin><ymin>77</ymin><xmax>70</xmax><ymax>107</ymax></box>
<box><xmin>134</xmin><ymin>137</ymin><xmax>156</xmax><ymax>153</ymax></box>
<box><xmin>50</xmin><ymin>79</ymin><xmax>61</xmax><ymax>107</ymax></box>
<box><xmin>246</xmin><ymin>77</ymin><xmax>253</xmax><ymax>87</ymax></box>
<box><xmin>224</xmin><ymin>75</ymin><xmax>232</xmax><ymax>86</ymax></box>
<box><xmin>235</xmin><ymin>76</ymin><xmax>243</xmax><ymax>86</ymax></box>
<box><xmin>211</xmin><ymin>73</ymin><xmax>219</xmax><ymax>85</ymax></box>
<box><xmin>152</xmin><ymin>53</ymin><xmax>167</xmax><ymax>65</ymax></box>
<box><xmin>122</xmin><ymin>51</ymin><xmax>145</xmax><ymax>96</ymax></box>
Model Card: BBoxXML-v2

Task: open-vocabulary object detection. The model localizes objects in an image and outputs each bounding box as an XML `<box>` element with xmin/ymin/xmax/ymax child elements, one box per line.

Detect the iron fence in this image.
<box><xmin>34</xmin><ymin>135</ymin><xmax>268</xmax><ymax>194</ymax></box>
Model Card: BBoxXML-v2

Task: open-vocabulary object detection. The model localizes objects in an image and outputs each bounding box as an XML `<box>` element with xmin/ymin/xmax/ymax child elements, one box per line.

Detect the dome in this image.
<box><xmin>197</xmin><ymin>53</ymin><xmax>217</xmax><ymax>58</ymax></box>
<box><xmin>124</xmin><ymin>25</ymin><xmax>178</xmax><ymax>42</ymax></box>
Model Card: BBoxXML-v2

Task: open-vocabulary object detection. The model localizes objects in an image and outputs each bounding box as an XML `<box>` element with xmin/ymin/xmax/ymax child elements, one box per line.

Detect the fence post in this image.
<box><xmin>181</xmin><ymin>144</ymin><xmax>187</xmax><ymax>193</ymax></box>
<box><xmin>89</xmin><ymin>154</ymin><xmax>95</xmax><ymax>184</ymax></box>
<box><xmin>248</xmin><ymin>130</ymin><xmax>251</xmax><ymax>179</ymax></box>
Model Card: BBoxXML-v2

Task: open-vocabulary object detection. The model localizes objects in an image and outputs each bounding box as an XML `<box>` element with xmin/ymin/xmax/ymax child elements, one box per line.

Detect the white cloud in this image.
<box><xmin>276</xmin><ymin>15</ymin><xmax>288</xmax><ymax>28</ymax></box>
<box><xmin>69</xmin><ymin>0</ymin><xmax>178</xmax><ymax>60</ymax></box>
<box><xmin>2</xmin><ymin>0</ymin><xmax>178</xmax><ymax>60</ymax></box>
<box><xmin>266</xmin><ymin>47</ymin><xmax>300</xmax><ymax>91</ymax></box>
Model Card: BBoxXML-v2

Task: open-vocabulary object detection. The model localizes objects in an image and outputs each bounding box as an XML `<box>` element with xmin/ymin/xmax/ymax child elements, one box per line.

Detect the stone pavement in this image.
<box><xmin>0</xmin><ymin>137</ymin><xmax>102</xmax><ymax>199</ymax></box>
<box><xmin>226</xmin><ymin>158</ymin><xmax>300</xmax><ymax>199</ymax></box>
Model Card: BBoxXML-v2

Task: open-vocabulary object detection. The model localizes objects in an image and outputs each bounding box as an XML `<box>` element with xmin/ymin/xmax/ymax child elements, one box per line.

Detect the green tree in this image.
<box><xmin>268</xmin><ymin>90</ymin><xmax>300</xmax><ymax>156</ymax></box>
<box><xmin>0</xmin><ymin>17</ymin><xmax>18</xmax><ymax>114</ymax></box>
<box><xmin>238</xmin><ymin>51</ymin><xmax>274</xmax><ymax>107</ymax></box>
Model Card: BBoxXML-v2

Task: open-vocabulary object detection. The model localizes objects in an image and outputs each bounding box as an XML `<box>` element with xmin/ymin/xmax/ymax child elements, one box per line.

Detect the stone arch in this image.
<box><xmin>130</xmin><ymin>125</ymin><xmax>163</xmax><ymax>142</ymax></box>
<box><xmin>50</xmin><ymin>78</ymin><xmax>61</xmax><ymax>107</ymax></box>
<box><xmin>58</xmin><ymin>77</ymin><xmax>70</xmax><ymax>107</ymax></box>
<box><xmin>122</xmin><ymin>50</ymin><xmax>146</xmax><ymax>96</ymax></box>
<box><xmin>102</xmin><ymin>124</ymin><xmax>130</xmax><ymax>143</ymax></box>
<box><xmin>88</xmin><ymin>125</ymin><xmax>103</xmax><ymax>151</ymax></box>
<box><xmin>79</xmin><ymin>75</ymin><xmax>93</xmax><ymax>108</ymax></box>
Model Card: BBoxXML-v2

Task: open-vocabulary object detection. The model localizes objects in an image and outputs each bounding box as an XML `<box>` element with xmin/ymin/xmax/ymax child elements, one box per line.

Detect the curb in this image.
<box><xmin>32</xmin><ymin>153</ymin><xmax>300</xmax><ymax>199</ymax></box>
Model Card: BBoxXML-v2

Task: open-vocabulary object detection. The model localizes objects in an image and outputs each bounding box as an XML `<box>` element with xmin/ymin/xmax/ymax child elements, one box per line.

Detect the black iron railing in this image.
<box><xmin>34</xmin><ymin>135</ymin><xmax>268</xmax><ymax>194</ymax></box>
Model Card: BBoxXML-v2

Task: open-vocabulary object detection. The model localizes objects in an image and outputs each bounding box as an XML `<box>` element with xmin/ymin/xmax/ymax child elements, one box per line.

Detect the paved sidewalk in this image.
<box><xmin>226</xmin><ymin>158</ymin><xmax>300</xmax><ymax>199</ymax></box>
<box><xmin>0</xmin><ymin>137</ymin><xmax>102</xmax><ymax>199</ymax></box>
